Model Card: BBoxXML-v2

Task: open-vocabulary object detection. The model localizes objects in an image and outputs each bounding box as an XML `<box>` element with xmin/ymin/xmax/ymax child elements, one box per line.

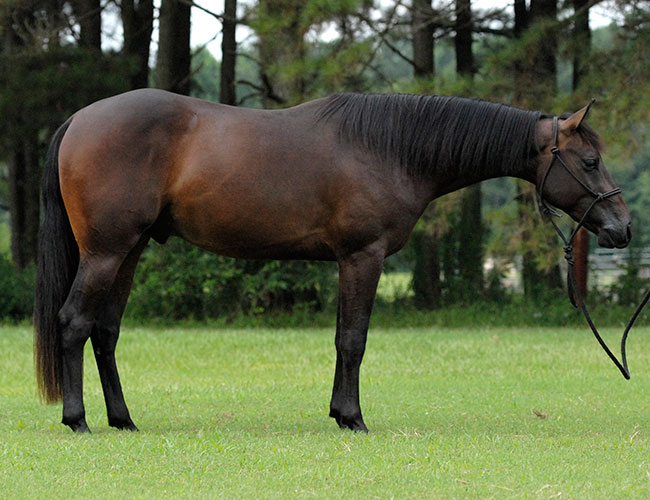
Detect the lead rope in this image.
<box><xmin>537</xmin><ymin>117</ymin><xmax>650</xmax><ymax>380</ymax></box>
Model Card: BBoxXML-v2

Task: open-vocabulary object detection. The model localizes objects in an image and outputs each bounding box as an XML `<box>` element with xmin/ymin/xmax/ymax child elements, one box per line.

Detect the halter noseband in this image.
<box><xmin>537</xmin><ymin>116</ymin><xmax>639</xmax><ymax>380</ymax></box>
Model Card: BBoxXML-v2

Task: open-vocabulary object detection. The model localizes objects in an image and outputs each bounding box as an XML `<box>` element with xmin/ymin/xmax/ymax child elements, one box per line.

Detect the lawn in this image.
<box><xmin>2</xmin><ymin>324</ymin><xmax>650</xmax><ymax>499</ymax></box>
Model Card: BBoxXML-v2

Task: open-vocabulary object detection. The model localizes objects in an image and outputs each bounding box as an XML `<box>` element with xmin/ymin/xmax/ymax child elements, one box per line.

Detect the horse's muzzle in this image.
<box><xmin>598</xmin><ymin>222</ymin><xmax>632</xmax><ymax>249</ymax></box>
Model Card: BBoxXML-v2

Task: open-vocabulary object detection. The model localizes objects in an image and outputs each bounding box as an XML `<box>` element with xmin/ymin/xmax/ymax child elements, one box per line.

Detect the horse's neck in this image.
<box><xmin>429</xmin><ymin>163</ymin><xmax>534</xmax><ymax>199</ymax></box>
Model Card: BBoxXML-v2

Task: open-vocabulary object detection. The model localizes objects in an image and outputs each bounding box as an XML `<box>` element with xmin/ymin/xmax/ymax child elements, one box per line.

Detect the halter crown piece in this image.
<box><xmin>537</xmin><ymin>116</ymin><xmax>650</xmax><ymax>380</ymax></box>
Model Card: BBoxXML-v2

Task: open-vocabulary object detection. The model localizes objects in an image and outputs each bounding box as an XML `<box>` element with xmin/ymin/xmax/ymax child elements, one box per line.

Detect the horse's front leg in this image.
<box><xmin>330</xmin><ymin>246</ymin><xmax>384</xmax><ymax>432</ymax></box>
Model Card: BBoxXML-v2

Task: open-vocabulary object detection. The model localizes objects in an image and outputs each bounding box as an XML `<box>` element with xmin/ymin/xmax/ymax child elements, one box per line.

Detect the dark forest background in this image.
<box><xmin>1</xmin><ymin>0</ymin><xmax>650</xmax><ymax>323</ymax></box>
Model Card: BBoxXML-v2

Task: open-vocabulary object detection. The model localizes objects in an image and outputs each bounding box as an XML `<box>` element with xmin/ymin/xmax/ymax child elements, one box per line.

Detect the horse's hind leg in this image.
<box><xmin>91</xmin><ymin>236</ymin><xmax>149</xmax><ymax>431</ymax></box>
<box><xmin>58</xmin><ymin>253</ymin><xmax>126</xmax><ymax>433</ymax></box>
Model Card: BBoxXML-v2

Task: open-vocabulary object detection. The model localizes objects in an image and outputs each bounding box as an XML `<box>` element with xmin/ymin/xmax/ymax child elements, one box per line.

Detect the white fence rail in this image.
<box><xmin>485</xmin><ymin>248</ymin><xmax>650</xmax><ymax>291</ymax></box>
<box><xmin>590</xmin><ymin>247</ymin><xmax>650</xmax><ymax>287</ymax></box>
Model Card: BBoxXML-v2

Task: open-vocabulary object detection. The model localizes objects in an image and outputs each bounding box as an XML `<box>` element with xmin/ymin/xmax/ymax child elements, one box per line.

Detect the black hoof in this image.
<box><xmin>330</xmin><ymin>409</ymin><xmax>369</xmax><ymax>433</ymax></box>
<box><xmin>64</xmin><ymin>419</ymin><xmax>91</xmax><ymax>433</ymax></box>
<box><xmin>109</xmin><ymin>418</ymin><xmax>139</xmax><ymax>431</ymax></box>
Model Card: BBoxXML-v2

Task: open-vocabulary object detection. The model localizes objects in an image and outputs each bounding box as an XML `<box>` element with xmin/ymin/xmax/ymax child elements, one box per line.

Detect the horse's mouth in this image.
<box><xmin>597</xmin><ymin>224</ymin><xmax>632</xmax><ymax>249</ymax></box>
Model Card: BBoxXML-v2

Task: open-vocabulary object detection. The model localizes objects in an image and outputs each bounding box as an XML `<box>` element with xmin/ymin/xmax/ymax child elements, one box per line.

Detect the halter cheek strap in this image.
<box><xmin>537</xmin><ymin>116</ymin><xmax>642</xmax><ymax>380</ymax></box>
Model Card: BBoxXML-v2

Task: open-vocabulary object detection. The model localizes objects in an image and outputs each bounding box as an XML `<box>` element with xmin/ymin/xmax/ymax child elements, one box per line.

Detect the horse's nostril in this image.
<box><xmin>627</xmin><ymin>223</ymin><xmax>632</xmax><ymax>241</ymax></box>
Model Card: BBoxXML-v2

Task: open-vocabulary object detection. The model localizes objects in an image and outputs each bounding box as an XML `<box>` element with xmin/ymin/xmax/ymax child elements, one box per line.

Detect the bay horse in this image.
<box><xmin>34</xmin><ymin>90</ymin><xmax>631</xmax><ymax>433</ymax></box>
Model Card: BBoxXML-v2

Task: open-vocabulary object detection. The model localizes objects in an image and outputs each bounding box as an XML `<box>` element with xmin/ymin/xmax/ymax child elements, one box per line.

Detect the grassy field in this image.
<box><xmin>2</xmin><ymin>324</ymin><xmax>650</xmax><ymax>499</ymax></box>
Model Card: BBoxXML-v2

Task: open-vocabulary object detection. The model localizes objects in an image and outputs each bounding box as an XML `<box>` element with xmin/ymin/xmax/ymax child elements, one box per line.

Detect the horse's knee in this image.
<box><xmin>58</xmin><ymin>311</ymin><xmax>93</xmax><ymax>352</ymax></box>
<box><xmin>92</xmin><ymin>322</ymin><xmax>120</xmax><ymax>356</ymax></box>
<box><xmin>335</xmin><ymin>330</ymin><xmax>366</xmax><ymax>364</ymax></box>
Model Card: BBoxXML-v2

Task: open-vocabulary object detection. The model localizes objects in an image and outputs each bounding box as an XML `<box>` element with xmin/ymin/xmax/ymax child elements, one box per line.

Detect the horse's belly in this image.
<box><xmin>192</xmin><ymin>234</ymin><xmax>336</xmax><ymax>261</ymax></box>
<box><xmin>178</xmin><ymin>225</ymin><xmax>336</xmax><ymax>261</ymax></box>
<box><xmin>170</xmin><ymin>195</ymin><xmax>336</xmax><ymax>261</ymax></box>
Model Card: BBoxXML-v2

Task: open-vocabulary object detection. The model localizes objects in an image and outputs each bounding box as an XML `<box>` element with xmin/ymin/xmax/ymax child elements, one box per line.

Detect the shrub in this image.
<box><xmin>0</xmin><ymin>254</ymin><xmax>35</xmax><ymax>321</ymax></box>
<box><xmin>126</xmin><ymin>238</ymin><xmax>337</xmax><ymax>320</ymax></box>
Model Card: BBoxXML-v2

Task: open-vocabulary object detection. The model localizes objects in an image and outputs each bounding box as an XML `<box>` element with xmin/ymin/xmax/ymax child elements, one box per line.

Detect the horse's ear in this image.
<box><xmin>559</xmin><ymin>98</ymin><xmax>596</xmax><ymax>133</ymax></box>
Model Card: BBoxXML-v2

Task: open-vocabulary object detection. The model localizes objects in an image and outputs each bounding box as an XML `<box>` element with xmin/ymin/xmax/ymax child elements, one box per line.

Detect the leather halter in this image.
<box><xmin>537</xmin><ymin>116</ymin><xmax>643</xmax><ymax>380</ymax></box>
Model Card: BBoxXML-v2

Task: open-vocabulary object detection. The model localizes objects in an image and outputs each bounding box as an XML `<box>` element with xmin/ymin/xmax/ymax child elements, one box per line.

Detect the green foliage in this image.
<box><xmin>0</xmin><ymin>46</ymin><xmax>132</xmax><ymax>149</ymax></box>
<box><xmin>0</xmin><ymin>254</ymin><xmax>34</xmax><ymax>321</ymax></box>
<box><xmin>610</xmin><ymin>143</ymin><xmax>650</xmax><ymax>248</ymax></box>
<box><xmin>301</xmin><ymin>0</ymin><xmax>367</xmax><ymax>24</ymax></box>
<box><xmin>310</xmin><ymin>39</ymin><xmax>376</xmax><ymax>94</ymax></box>
<box><xmin>190</xmin><ymin>48</ymin><xmax>221</xmax><ymax>101</ymax></box>
<box><xmin>127</xmin><ymin>238</ymin><xmax>337</xmax><ymax>320</ymax></box>
<box><xmin>191</xmin><ymin>47</ymin><xmax>265</xmax><ymax>106</ymax></box>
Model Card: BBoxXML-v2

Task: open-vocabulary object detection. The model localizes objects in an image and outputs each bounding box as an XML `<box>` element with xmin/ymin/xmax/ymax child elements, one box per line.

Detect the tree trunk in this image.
<box><xmin>571</xmin><ymin>0</ymin><xmax>591</xmax><ymax>298</ymax></box>
<box><xmin>156</xmin><ymin>0</ymin><xmax>191</xmax><ymax>95</ymax></box>
<box><xmin>45</xmin><ymin>0</ymin><xmax>65</xmax><ymax>46</ymax></box>
<box><xmin>457</xmin><ymin>184</ymin><xmax>483</xmax><ymax>298</ymax></box>
<box><xmin>513</xmin><ymin>0</ymin><xmax>529</xmax><ymax>92</ymax></box>
<box><xmin>513</xmin><ymin>0</ymin><xmax>562</xmax><ymax>297</ymax></box>
<box><xmin>412</xmin><ymin>0</ymin><xmax>435</xmax><ymax>78</ymax></box>
<box><xmin>517</xmin><ymin>183</ymin><xmax>541</xmax><ymax>298</ymax></box>
<box><xmin>257</xmin><ymin>0</ymin><xmax>305</xmax><ymax>106</ymax></box>
<box><xmin>514</xmin><ymin>0</ymin><xmax>558</xmax><ymax>102</ymax></box>
<box><xmin>7</xmin><ymin>128</ymin><xmax>40</xmax><ymax>269</ymax></box>
<box><xmin>410</xmin><ymin>0</ymin><xmax>440</xmax><ymax>308</ymax></box>
<box><xmin>529</xmin><ymin>0</ymin><xmax>562</xmax><ymax>294</ymax></box>
<box><xmin>72</xmin><ymin>0</ymin><xmax>102</xmax><ymax>51</ymax></box>
<box><xmin>412</xmin><ymin>212</ymin><xmax>441</xmax><ymax>309</ymax></box>
<box><xmin>122</xmin><ymin>0</ymin><xmax>154</xmax><ymax>89</ymax></box>
<box><xmin>516</xmin><ymin>181</ymin><xmax>563</xmax><ymax>298</ymax></box>
<box><xmin>454</xmin><ymin>1</ymin><xmax>483</xmax><ymax>301</ymax></box>
<box><xmin>2</xmin><ymin>7</ymin><xmax>42</xmax><ymax>269</ymax></box>
<box><xmin>513</xmin><ymin>0</ymin><xmax>528</xmax><ymax>37</ymax></box>
<box><xmin>455</xmin><ymin>0</ymin><xmax>473</xmax><ymax>76</ymax></box>
<box><xmin>220</xmin><ymin>0</ymin><xmax>237</xmax><ymax>105</ymax></box>
<box><xmin>572</xmin><ymin>0</ymin><xmax>591</xmax><ymax>90</ymax></box>
<box><xmin>529</xmin><ymin>0</ymin><xmax>557</xmax><ymax>99</ymax></box>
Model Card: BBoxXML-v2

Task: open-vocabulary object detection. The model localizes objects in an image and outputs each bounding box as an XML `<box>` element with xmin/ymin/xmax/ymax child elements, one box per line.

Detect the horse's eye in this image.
<box><xmin>583</xmin><ymin>158</ymin><xmax>598</xmax><ymax>170</ymax></box>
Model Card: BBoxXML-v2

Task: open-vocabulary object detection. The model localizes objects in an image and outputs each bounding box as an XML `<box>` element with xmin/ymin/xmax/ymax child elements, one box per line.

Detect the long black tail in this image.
<box><xmin>34</xmin><ymin>118</ymin><xmax>78</xmax><ymax>403</ymax></box>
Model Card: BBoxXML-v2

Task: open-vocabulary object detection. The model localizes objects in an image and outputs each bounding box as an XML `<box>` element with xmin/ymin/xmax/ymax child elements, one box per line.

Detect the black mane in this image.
<box><xmin>317</xmin><ymin>93</ymin><xmax>543</xmax><ymax>179</ymax></box>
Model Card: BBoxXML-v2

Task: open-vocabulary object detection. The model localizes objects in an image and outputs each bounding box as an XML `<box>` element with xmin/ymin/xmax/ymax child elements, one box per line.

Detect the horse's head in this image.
<box><xmin>534</xmin><ymin>103</ymin><xmax>632</xmax><ymax>249</ymax></box>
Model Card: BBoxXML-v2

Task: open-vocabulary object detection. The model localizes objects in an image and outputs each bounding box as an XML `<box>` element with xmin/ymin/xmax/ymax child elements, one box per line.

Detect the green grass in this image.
<box><xmin>2</xmin><ymin>324</ymin><xmax>650</xmax><ymax>499</ymax></box>
<box><xmin>376</xmin><ymin>271</ymin><xmax>413</xmax><ymax>301</ymax></box>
